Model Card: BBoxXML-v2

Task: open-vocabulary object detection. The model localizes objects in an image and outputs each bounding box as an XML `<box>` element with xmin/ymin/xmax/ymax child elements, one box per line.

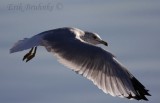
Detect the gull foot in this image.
<box><xmin>23</xmin><ymin>47</ymin><xmax>37</xmax><ymax>62</ymax></box>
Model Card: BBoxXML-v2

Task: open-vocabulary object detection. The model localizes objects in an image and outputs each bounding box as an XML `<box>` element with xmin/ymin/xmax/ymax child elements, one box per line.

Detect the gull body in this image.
<box><xmin>10</xmin><ymin>27</ymin><xmax>151</xmax><ymax>101</ymax></box>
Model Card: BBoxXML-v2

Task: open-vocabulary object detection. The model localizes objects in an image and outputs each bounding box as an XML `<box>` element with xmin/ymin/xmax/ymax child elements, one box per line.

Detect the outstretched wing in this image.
<box><xmin>42</xmin><ymin>32</ymin><xmax>150</xmax><ymax>100</ymax></box>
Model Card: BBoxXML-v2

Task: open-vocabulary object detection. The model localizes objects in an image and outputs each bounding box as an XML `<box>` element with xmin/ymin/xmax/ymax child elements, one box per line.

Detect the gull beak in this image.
<box><xmin>100</xmin><ymin>40</ymin><xmax>108</xmax><ymax>46</ymax></box>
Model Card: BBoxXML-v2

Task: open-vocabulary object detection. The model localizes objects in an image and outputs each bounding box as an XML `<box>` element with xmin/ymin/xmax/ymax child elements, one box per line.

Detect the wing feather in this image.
<box><xmin>42</xmin><ymin>31</ymin><xmax>150</xmax><ymax>100</ymax></box>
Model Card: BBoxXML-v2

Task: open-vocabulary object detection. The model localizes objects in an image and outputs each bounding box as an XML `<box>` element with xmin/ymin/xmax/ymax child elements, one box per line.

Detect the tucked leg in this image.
<box><xmin>23</xmin><ymin>47</ymin><xmax>34</xmax><ymax>61</ymax></box>
<box><xmin>23</xmin><ymin>47</ymin><xmax>37</xmax><ymax>62</ymax></box>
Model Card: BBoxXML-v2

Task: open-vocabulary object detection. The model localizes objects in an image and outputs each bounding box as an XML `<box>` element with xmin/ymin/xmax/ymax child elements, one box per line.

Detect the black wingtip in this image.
<box><xmin>128</xmin><ymin>77</ymin><xmax>151</xmax><ymax>101</ymax></box>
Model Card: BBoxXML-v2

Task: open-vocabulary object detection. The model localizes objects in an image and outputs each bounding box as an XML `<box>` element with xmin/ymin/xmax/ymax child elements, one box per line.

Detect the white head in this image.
<box><xmin>80</xmin><ymin>31</ymin><xmax>108</xmax><ymax>46</ymax></box>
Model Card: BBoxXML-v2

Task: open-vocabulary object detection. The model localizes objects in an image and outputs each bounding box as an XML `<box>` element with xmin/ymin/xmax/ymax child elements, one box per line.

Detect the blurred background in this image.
<box><xmin>0</xmin><ymin>0</ymin><xmax>160</xmax><ymax>103</ymax></box>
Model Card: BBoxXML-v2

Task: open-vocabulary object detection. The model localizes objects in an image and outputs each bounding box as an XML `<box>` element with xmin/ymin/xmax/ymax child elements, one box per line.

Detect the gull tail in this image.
<box><xmin>10</xmin><ymin>35</ymin><xmax>42</xmax><ymax>53</ymax></box>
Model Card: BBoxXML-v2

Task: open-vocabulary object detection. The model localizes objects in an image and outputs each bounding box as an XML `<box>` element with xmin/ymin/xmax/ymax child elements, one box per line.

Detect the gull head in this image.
<box><xmin>81</xmin><ymin>31</ymin><xmax>108</xmax><ymax>46</ymax></box>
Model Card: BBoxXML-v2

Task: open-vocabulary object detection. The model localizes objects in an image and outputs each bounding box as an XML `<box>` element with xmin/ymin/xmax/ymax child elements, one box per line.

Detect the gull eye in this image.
<box><xmin>93</xmin><ymin>36</ymin><xmax>97</xmax><ymax>39</ymax></box>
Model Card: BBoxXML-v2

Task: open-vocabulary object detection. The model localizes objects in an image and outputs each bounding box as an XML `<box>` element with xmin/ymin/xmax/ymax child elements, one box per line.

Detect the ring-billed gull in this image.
<box><xmin>10</xmin><ymin>27</ymin><xmax>151</xmax><ymax>100</ymax></box>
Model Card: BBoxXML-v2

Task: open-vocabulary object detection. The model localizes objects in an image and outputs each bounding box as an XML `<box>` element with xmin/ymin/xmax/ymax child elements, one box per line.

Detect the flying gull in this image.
<box><xmin>10</xmin><ymin>27</ymin><xmax>151</xmax><ymax>100</ymax></box>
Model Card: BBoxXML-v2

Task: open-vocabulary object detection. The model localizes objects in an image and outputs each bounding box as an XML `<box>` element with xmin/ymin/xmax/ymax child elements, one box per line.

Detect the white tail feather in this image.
<box><xmin>10</xmin><ymin>35</ymin><xmax>42</xmax><ymax>53</ymax></box>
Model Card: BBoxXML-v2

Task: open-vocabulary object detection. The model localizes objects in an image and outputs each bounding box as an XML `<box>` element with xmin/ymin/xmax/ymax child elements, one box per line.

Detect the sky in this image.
<box><xmin>0</xmin><ymin>0</ymin><xmax>160</xmax><ymax>103</ymax></box>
